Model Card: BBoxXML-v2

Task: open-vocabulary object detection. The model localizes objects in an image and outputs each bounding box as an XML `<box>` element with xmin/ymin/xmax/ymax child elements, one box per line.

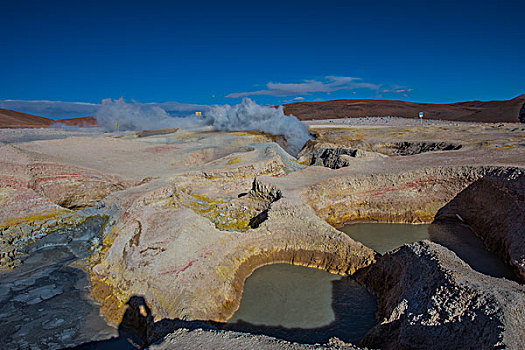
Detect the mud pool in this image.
<box><xmin>0</xmin><ymin>247</ymin><xmax>118</xmax><ymax>349</ymax></box>
<box><xmin>340</xmin><ymin>222</ymin><xmax>517</xmax><ymax>280</ymax></box>
<box><xmin>0</xmin><ymin>217</ymin><xmax>119</xmax><ymax>349</ymax></box>
<box><xmin>225</xmin><ymin>222</ymin><xmax>519</xmax><ymax>345</ymax></box>
<box><xmin>226</xmin><ymin>263</ymin><xmax>377</xmax><ymax>344</ymax></box>
<box><xmin>339</xmin><ymin>223</ymin><xmax>431</xmax><ymax>254</ymax></box>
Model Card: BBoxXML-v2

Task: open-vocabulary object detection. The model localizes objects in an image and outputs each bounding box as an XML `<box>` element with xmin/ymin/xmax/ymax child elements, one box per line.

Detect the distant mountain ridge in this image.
<box><xmin>0</xmin><ymin>99</ymin><xmax>210</xmax><ymax>119</ymax></box>
<box><xmin>283</xmin><ymin>94</ymin><xmax>525</xmax><ymax>123</ymax></box>
<box><xmin>2</xmin><ymin>94</ymin><xmax>525</xmax><ymax>128</ymax></box>
<box><xmin>0</xmin><ymin>108</ymin><xmax>96</xmax><ymax>128</ymax></box>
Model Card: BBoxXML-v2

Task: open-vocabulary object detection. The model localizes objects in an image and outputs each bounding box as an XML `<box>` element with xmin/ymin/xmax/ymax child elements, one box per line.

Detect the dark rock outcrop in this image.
<box><xmin>310</xmin><ymin>148</ymin><xmax>358</xmax><ymax>169</ymax></box>
<box><xmin>393</xmin><ymin>141</ymin><xmax>462</xmax><ymax>156</ymax></box>
<box><xmin>519</xmin><ymin>102</ymin><xmax>525</xmax><ymax>123</ymax></box>
<box><xmin>356</xmin><ymin>241</ymin><xmax>525</xmax><ymax>350</ymax></box>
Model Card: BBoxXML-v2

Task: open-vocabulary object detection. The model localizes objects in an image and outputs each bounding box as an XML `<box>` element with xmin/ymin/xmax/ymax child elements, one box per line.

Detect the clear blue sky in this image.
<box><xmin>1</xmin><ymin>0</ymin><xmax>524</xmax><ymax>106</ymax></box>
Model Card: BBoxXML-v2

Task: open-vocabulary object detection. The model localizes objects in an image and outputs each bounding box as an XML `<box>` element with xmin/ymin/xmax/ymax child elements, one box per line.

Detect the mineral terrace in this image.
<box><xmin>1</xmin><ymin>119</ymin><xmax>524</xmax><ymax>349</ymax></box>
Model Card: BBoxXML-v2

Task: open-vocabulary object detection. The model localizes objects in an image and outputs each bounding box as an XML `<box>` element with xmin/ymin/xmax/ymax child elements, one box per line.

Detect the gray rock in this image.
<box><xmin>31</xmin><ymin>285</ymin><xmax>63</xmax><ymax>300</ymax></box>
<box><xmin>58</xmin><ymin>327</ymin><xmax>77</xmax><ymax>341</ymax></box>
<box><xmin>150</xmin><ymin>328</ymin><xmax>361</xmax><ymax>350</ymax></box>
<box><xmin>311</xmin><ymin>148</ymin><xmax>358</xmax><ymax>169</ymax></box>
<box><xmin>435</xmin><ymin>173</ymin><xmax>525</xmax><ymax>281</ymax></box>
<box><xmin>12</xmin><ymin>293</ymin><xmax>43</xmax><ymax>305</ymax></box>
<box><xmin>41</xmin><ymin>318</ymin><xmax>65</xmax><ymax>330</ymax></box>
<box><xmin>356</xmin><ymin>241</ymin><xmax>525</xmax><ymax>350</ymax></box>
<box><xmin>393</xmin><ymin>141</ymin><xmax>462</xmax><ymax>156</ymax></box>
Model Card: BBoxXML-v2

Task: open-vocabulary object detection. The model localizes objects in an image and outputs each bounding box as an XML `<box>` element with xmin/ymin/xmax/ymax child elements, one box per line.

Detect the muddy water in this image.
<box><xmin>228</xmin><ymin>222</ymin><xmax>518</xmax><ymax>345</ymax></box>
<box><xmin>339</xmin><ymin>223</ymin><xmax>430</xmax><ymax>254</ymax></box>
<box><xmin>227</xmin><ymin>264</ymin><xmax>377</xmax><ymax>344</ymax></box>
<box><xmin>229</xmin><ymin>264</ymin><xmax>339</xmax><ymax>328</ymax></box>
<box><xmin>340</xmin><ymin>222</ymin><xmax>517</xmax><ymax>280</ymax></box>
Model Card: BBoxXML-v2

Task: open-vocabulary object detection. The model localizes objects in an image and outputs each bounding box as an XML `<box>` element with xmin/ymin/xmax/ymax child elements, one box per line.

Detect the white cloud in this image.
<box><xmin>282</xmin><ymin>96</ymin><xmax>306</xmax><ymax>103</ymax></box>
<box><xmin>226</xmin><ymin>76</ymin><xmax>381</xmax><ymax>98</ymax></box>
<box><xmin>381</xmin><ymin>88</ymin><xmax>414</xmax><ymax>94</ymax></box>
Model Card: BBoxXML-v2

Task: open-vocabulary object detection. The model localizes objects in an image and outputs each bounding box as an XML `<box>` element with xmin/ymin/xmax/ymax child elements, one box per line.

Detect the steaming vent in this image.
<box><xmin>96</xmin><ymin>98</ymin><xmax>311</xmax><ymax>155</ymax></box>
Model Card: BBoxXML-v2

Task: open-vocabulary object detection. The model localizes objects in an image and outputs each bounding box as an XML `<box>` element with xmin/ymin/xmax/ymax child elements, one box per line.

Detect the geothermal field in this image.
<box><xmin>1</xmin><ymin>98</ymin><xmax>524</xmax><ymax>350</ymax></box>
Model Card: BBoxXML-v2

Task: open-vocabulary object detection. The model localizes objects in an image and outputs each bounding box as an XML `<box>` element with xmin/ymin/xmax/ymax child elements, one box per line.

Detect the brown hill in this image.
<box><xmin>283</xmin><ymin>94</ymin><xmax>525</xmax><ymax>123</ymax></box>
<box><xmin>0</xmin><ymin>109</ymin><xmax>98</xmax><ymax>128</ymax></box>
<box><xmin>0</xmin><ymin>108</ymin><xmax>55</xmax><ymax>128</ymax></box>
<box><xmin>55</xmin><ymin>116</ymin><xmax>97</xmax><ymax>127</ymax></box>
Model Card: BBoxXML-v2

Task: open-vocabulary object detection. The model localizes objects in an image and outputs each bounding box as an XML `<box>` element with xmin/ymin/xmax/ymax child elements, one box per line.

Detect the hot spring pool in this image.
<box><xmin>227</xmin><ymin>263</ymin><xmax>377</xmax><ymax>344</ymax></box>
<box><xmin>227</xmin><ymin>222</ymin><xmax>517</xmax><ymax>344</ymax></box>
<box><xmin>340</xmin><ymin>222</ymin><xmax>517</xmax><ymax>280</ymax></box>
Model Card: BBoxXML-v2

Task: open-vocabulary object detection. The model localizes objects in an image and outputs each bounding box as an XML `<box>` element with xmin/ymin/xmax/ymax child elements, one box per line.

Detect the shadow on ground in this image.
<box><xmin>70</xmin><ymin>276</ymin><xmax>378</xmax><ymax>349</ymax></box>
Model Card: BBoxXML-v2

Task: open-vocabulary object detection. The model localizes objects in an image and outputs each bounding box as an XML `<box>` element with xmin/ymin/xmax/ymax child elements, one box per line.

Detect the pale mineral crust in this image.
<box><xmin>89</xmin><ymin>178</ymin><xmax>376</xmax><ymax>325</ymax></box>
<box><xmin>0</xmin><ymin>120</ymin><xmax>524</xmax><ymax>349</ymax></box>
<box><xmin>0</xmin><ymin>142</ymin><xmax>130</xmax><ymax>269</ymax></box>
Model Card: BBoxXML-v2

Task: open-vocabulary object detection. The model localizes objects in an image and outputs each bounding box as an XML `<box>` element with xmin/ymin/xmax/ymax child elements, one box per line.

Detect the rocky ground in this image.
<box><xmin>0</xmin><ymin>118</ymin><xmax>523</xmax><ymax>349</ymax></box>
<box><xmin>356</xmin><ymin>241</ymin><xmax>525</xmax><ymax>349</ymax></box>
<box><xmin>148</xmin><ymin>328</ymin><xmax>360</xmax><ymax>350</ymax></box>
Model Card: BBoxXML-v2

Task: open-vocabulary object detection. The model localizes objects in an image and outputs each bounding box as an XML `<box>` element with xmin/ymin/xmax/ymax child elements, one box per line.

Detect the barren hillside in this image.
<box><xmin>283</xmin><ymin>94</ymin><xmax>525</xmax><ymax>123</ymax></box>
<box><xmin>0</xmin><ymin>109</ymin><xmax>97</xmax><ymax>128</ymax></box>
<box><xmin>0</xmin><ymin>108</ymin><xmax>55</xmax><ymax>128</ymax></box>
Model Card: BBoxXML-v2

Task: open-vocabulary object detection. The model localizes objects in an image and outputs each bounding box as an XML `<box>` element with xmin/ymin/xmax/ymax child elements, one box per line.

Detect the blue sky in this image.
<box><xmin>1</xmin><ymin>0</ymin><xmax>524</xmax><ymax>114</ymax></box>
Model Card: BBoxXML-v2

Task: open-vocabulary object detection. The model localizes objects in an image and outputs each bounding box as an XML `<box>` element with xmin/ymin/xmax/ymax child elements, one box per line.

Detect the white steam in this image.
<box><xmin>96</xmin><ymin>98</ymin><xmax>189</xmax><ymax>131</ymax></box>
<box><xmin>95</xmin><ymin>98</ymin><xmax>311</xmax><ymax>155</ymax></box>
<box><xmin>203</xmin><ymin>98</ymin><xmax>310</xmax><ymax>155</ymax></box>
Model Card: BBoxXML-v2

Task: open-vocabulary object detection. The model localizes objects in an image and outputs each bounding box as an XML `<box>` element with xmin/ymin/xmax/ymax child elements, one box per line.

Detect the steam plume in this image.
<box><xmin>95</xmin><ymin>98</ymin><xmax>310</xmax><ymax>155</ymax></box>
<box><xmin>203</xmin><ymin>98</ymin><xmax>310</xmax><ymax>155</ymax></box>
<box><xmin>96</xmin><ymin>98</ymin><xmax>186</xmax><ymax>131</ymax></box>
